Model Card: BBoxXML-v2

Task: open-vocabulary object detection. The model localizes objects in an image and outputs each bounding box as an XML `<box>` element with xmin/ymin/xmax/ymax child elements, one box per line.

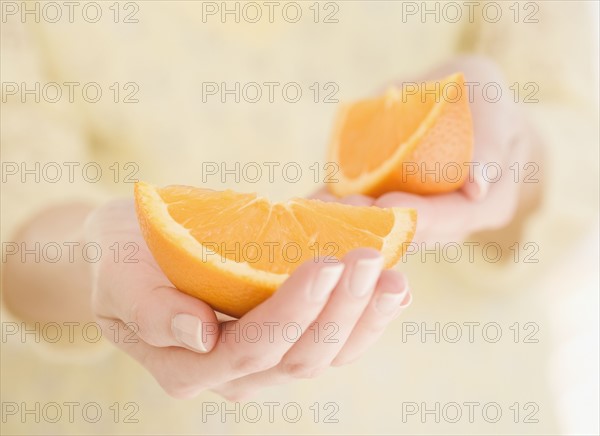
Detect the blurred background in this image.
<box><xmin>1</xmin><ymin>1</ymin><xmax>599</xmax><ymax>435</ymax></box>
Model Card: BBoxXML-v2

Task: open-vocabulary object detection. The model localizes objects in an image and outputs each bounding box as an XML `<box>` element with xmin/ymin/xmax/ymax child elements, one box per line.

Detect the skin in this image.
<box><xmin>2</xmin><ymin>56</ymin><xmax>538</xmax><ymax>400</ymax></box>
<box><xmin>83</xmin><ymin>198</ymin><xmax>411</xmax><ymax>400</ymax></box>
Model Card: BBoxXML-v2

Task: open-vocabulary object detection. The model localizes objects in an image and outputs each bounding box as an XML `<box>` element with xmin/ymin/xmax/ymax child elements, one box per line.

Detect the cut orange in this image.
<box><xmin>134</xmin><ymin>182</ymin><xmax>416</xmax><ymax>317</ymax></box>
<box><xmin>328</xmin><ymin>72</ymin><xmax>473</xmax><ymax>196</ymax></box>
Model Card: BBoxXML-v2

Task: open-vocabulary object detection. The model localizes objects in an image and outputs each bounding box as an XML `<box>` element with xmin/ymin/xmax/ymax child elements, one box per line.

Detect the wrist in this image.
<box><xmin>2</xmin><ymin>202</ymin><xmax>96</xmax><ymax>324</ymax></box>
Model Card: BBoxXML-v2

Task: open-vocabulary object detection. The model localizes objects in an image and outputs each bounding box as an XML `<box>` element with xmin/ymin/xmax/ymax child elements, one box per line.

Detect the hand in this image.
<box><xmin>316</xmin><ymin>55</ymin><xmax>539</xmax><ymax>244</ymax></box>
<box><xmin>85</xmin><ymin>198</ymin><xmax>412</xmax><ymax>400</ymax></box>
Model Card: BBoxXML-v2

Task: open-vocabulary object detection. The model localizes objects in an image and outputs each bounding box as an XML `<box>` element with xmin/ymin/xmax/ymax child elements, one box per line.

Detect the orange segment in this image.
<box><xmin>329</xmin><ymin>72</ymin><xmax>473</xmax><ymax>196</ymax></box>
<box><xmin>135</xmin><ymin>182</ymin><xmax>417</xmax><ymax>317</ymax></box>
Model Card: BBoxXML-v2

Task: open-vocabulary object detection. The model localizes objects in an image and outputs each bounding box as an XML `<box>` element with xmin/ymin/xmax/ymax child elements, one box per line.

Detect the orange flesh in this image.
<box><xmin>159</xmin><ymin>186</ymin><xmax>394</xmax><ymax>275</ymax></box>
<box><xmin>332</xmin><ymin>73</ymin><xmax>473</xmax><ymax>196</ymax></box>
<box><xmin>339</xmin><ymin>90</ymin><xmax>436</xmax><ymax>177</ymax></box>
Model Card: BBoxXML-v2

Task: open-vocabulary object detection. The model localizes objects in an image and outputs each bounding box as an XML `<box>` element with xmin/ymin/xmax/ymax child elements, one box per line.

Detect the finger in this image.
<box><xmin>376</xmin><ymin>132</ymin><xmax>525</xmax><ymax>243</ymax></box>
<box><xmin>105</xmin><ymin>259</ymin><xmax>344</xmax><ymax>399</ymax></box>
<box><xmin>102</xmin><ymin>282</ymin><xmax>220</xmax><ymax>353</ymax></box>
<box><xmin>309</xmin><ymin>187</ymin><xmax>338</xmax><ymax>202</ymax></box>
<box><xmin>208</xmin><ymin>259</ymin><xmax>344</xmax><ymax>378</ymax></box>
<box><xmin>95</xmin><ymin>317</ymin><xmax>210</xmax><ymax>399</ymax></box>
<box><xmin>332</xmin><ymin>269</ymin><xmax>411</xmax><ymax>366</ymax></box>
<box><xmin>418</xmin><ymin>56</ymin><xmax>516</xmax><ymax>202</ymax></box>
<box><xmin>451</xmin><ymin>133</ymin><xmax>529</xmax><ymax>232</ymax></box>
<box><xmin>88</xmin><ymin>202</ymin><xmax>221</xmax><ymax>353</ymax></box>
<box><xmin>277</xmin><ymin>248</ymin><xmax>383</xmax><ymax>373</ymax></box>
<box><xmin>460</xmin><ymin>81</ymin><xmax>521</xmax><ymax>201</ymax></box>
<box><xmin>339</xmin><ymin>194</ymin><xmax>375</xmax><ymax>206</ymax></box>
<box><xmin>461</xmin><ymin>170</ymin><xmax>490</xmax><ymax>202</ymax></box>
<box><xmin>414</xmin><ymin>172</ymin><xmax>520</xmax><ymax>243</ymax></box>
<box><xmin>212</xmin><ymin>248</ymin><xmax>384</xmax><ymax>398</ymax></box>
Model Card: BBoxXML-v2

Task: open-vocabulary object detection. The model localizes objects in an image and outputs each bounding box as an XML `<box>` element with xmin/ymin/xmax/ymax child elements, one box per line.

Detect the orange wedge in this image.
<box><xmin>328</xmin><ymin>72</ymin><xmax>473</xmax><ymax>196</ymax></box>
<box><xmin>135</xmin><ymin>182</ymin><xmax>416</xmax><ymax>317</ymax></box>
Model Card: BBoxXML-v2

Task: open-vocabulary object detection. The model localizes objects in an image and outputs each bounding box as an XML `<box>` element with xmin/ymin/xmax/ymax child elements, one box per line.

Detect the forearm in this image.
<box><xmin>2</xmin><ymin>203</ymin><xmax>96</xmax><ymax>324</ymax></box>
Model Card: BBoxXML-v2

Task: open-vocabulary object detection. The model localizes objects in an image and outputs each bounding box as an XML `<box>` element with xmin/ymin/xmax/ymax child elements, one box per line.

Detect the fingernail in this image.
<box><xmin>172</xmin><ymin>314</ymin><xmax>207</xmax><ymax>353</ymax></box>
<box><xmin>310</xmin><ymin>263</ymin><xmax>345</xmax><ymax>301</ymax></box>
<box><xmin>466</xmin><ymin>173</ymin><xmax>489</xmax><ymax>201</ymax></box>
<box><xmin>399</xmin><ymin>292</ymin><xmax>413</xmax><ymax>308</ymax></box>
<box><xmin>349</xmin><ymin>256</ymin><xmax>384</xmax><ymax>297</ymax></box>
<box><xmin>376</xmin><ymin>288</ymin><xmax>410</xmax><ymax>315</ymax></box>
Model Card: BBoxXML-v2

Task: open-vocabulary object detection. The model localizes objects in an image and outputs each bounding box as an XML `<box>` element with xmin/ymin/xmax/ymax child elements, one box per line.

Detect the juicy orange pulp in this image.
<box><xmin>135</xmin><ymin>182</ymin><xmax>417</xmax><ymax>317</ymax></box>
<box><xmin>328</xmin><ymin>72</ymin><xmax>474</xmax><ymax>196</ymax></box>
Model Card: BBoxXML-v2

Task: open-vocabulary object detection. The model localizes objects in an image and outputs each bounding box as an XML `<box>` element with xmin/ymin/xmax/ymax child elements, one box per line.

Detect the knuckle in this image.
<box><xmin>152</xmin><ymin>363</ymin><xmax>206</xmax><ymax>400</ymax></box>
<box><xmin>362</xmin><ymin>322</ymin><xmax>387</xmax><ymax>336</ymax></box>
<box><xmin>361</xmin><ymin>316</ymin><xmax>389</xmax><ymax>334</ymax></box>
<box><xmin>158</xmin><ymin>378</ymin><xmax>203</xmax><ymax>400</ymax></box>
<box><xmin>220</xmin><ymin>389</ymin><xmax>256</xmax><ymax>402</ymax></box>
<box><xmin>127</xmin><ymin>299</ymin><xmax>156</xmax><ymax>345</ymax></box>
<box><xmin>331</xmin><ymin>355</ymin><xmax>358</xmax><ymax>367</ymax></box>
<box><xmin>163</xmin><ymin>385</ymin><xmax>202</xmax><ymax>400</ymax></box>
<box><xmin>232</xmin><ymin>355</ymin><xmax>279</xmax><ymax>374</ymax></box>
<box><xmin>281</xmin><ymin>361</ymin><xmax>327</xmax><ymax>379</ymax></box>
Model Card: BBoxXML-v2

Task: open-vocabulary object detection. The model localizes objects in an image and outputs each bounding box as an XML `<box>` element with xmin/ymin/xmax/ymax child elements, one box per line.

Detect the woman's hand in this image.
<box><xmin>315</xmin><ymin>55</ymin><xmax>539</xmax><ymax>244</ymax></box>
<box><xmin>85</xmin><ymin>198</ymin><xmax>411</xmax><ymax>400</ymax></box>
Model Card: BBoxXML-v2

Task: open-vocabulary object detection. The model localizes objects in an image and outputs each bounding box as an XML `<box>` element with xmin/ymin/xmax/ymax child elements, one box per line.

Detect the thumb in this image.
<box><xmin>121</xmin><ymin>285</ymin><xmax>220</xmax><ymax>353</ymax></box>
<box><xmin>461</xmin><ymin>169</ymin><xmax>490</xmax><ymax>201</ymax></box>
